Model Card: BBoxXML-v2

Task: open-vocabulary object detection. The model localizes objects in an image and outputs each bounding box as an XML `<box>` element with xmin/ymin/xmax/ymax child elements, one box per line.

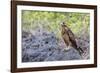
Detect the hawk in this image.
<box><xmin>60</xmin><ymin>22</ymin><xmax>84</xmax><ymax>55</ymax></box>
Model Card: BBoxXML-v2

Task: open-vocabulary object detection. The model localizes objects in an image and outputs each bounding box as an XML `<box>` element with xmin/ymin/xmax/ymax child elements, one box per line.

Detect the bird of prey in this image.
<box><xmin>60</xmin><ymin>22</ymin><xmax>84</xmax><ymax>55</ymax></box>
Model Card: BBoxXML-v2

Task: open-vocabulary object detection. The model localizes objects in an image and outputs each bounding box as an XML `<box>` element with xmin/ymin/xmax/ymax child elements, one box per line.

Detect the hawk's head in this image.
<box><xmin>60</xmin><ymin>22</ymin><xmax>67</xmax><ymax>28</ymax></box>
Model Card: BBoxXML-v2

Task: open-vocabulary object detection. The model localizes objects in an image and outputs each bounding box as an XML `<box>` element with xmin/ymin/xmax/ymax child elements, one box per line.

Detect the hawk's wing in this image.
<box><xmin>65</xmin><ymin>27</ymin><xmax>77</xmax><ymax>47</ymax></box>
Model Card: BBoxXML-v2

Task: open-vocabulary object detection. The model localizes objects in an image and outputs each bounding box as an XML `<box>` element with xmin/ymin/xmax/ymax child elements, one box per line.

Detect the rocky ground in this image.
<box><xmin>22</xmin><ymin>29</ymin><xmax>89</xmax><ymax>62</ymax></box>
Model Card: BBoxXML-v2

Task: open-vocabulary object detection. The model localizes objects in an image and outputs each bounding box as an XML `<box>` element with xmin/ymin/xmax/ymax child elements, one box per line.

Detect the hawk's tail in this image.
<box><xmin>78</xmin><ymin>47</ymin><xmax>84</xmax><ymax>55</ymax></box>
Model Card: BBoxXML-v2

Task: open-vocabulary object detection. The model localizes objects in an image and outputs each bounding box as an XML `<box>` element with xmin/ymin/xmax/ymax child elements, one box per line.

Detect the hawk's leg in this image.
<box><xmin>67</xmin><ymin>46</ymin><xmax>71</xmax><ymax>50</ymax></box>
